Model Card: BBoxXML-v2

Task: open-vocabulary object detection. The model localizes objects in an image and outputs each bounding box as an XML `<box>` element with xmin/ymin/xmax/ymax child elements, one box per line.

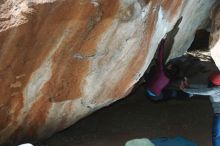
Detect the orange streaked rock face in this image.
<box><xmin>0</xmin><ymin>0</ymin><xmax>216</xmax><ymax>144</ymax></box>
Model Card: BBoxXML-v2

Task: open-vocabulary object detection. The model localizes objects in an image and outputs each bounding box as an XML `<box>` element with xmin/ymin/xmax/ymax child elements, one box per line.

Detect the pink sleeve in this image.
<box><xmin>157</xmin><ymin>39</ymin><xmax>165</xmax><ymax>70</ymax></box>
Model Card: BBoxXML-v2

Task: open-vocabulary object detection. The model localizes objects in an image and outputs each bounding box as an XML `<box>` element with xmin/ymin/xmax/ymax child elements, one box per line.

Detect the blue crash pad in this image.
<box><xmin>151</xmin><ymin>136</ymin><xmax>198</xmax><ymax>146</ymax></box>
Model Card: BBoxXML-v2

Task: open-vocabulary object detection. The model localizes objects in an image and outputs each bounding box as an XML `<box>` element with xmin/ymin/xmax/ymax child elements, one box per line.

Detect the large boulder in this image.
<box><xmin>0</xmin><ymin>0</ymin><xmax>216</xmax><ymax>144</ymax></box>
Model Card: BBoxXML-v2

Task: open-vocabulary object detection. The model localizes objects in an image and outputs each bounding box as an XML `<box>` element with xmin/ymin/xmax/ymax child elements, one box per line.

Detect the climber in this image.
<box><xmin>182</xmin><ymin>71</ymin><xmax>220</xmax><ymax>146</ymax></box>
<box><xmin>144</xmin><ymin>39</ymin><xmax>188</xmax><ymax>101</ymax></box>
<box><xmin>145</xmin><ymin>39</ymin><xmax>170</xmax><ymax>101</ymax></box>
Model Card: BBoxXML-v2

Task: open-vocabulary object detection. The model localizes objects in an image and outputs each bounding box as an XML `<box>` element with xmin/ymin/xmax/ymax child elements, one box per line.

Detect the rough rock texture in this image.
<box><xmin>0</xmin><ymin>0</ymin><xmax>216</xmax><ymax>144</ymax></box>
<box><xmin>210</xmin><ymin>2</ymin><xmax>220</xmax><ymax>70</ymax></box>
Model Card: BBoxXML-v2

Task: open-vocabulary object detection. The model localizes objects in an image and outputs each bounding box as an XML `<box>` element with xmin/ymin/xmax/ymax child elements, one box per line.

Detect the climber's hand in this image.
<box><xmin>180</xmin><ymin>77</ymin><xmax>189</xmax><ymax>89</ymax></box>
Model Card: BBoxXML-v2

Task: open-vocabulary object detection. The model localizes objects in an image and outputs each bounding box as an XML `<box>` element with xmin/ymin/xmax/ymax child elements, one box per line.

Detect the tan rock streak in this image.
<box><xmin>0</xmin><ymin>0</ymin><xmax>216</xmax><ymax>144</ymax></box>
<box><xmin>42</xmin><ymin>0</ymin><xmax>119</xmax><ymax>102</ymax></box>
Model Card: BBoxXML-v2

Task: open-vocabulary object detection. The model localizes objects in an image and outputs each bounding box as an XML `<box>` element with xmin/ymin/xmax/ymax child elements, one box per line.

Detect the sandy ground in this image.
<box><xmin>37</xmin><ymin>85</ymin><xmax>213</xmax><ymax>146</ymax></box>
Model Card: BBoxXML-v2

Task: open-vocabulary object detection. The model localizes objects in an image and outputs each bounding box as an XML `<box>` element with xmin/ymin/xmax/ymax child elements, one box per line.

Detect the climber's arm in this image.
<box><xmin>182</xmin><ymin>87</ymin><xmax>220</xmax><ymax>96</ymax></box>
<box><xmin>157</xmin><ymin>39</ymin><xmax>165</xmax><ymax>70</ymax></box>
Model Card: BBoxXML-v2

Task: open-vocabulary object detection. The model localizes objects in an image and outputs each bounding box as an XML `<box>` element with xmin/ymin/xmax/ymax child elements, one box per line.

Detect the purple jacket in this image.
<box><xmin>146</xmin><ymin>40</ymin><xmax>170</xmax><ymax>96</ymax></box>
